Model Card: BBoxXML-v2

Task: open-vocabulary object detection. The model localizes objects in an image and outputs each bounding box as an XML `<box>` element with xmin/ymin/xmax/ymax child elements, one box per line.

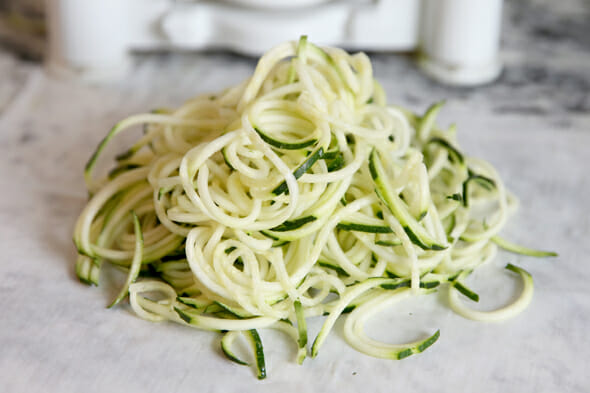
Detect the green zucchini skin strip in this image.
<box><xmin>492</xmin><ymin>236</ymin><xmax>558</xmax><ymax>257</ymax></box>
<box><xmin>337</xmin><ymin>222</ymin><xmax>393</xmax><ymax>233</ymax></box>
<box><xmin>451</xmin><ymin>271</ymin><xmax>480</xmax><ymax>302</ymax></box>
<box><xmin>452</xmin><ymin>281</ymin><xmax>480</xmax><ymax>302</ymax></box>
<box><xmin>214</xmin><ymin>301</ymin><xmax>253</xmax><ymax>319</ymax></box>
<box><xmin>255</xmin><ymin>127</ymin><xmax>317</xmax><ymax>150</ymax></box>
<box><xmin>369</xmin><ymin>149</ymin><xmax>446</xmax><ymax>251</ymax></box>
<box><xmin>294</xmin><ymin>300</ymin><xmax>308</xmax><ymax>364</ymax></box>
<box><xmin>395</xmin><ymin>329</ymin><xmax>441</xmax><ymax>359</ymax></box>
<box><xmin>107</xmin><ymin>211</ymin><xmax>143</xmax><ymax>308</ymax></box>
<box><xmin>416</xmin><ymin>329</ymin><xmax>441</xmax><ymax>353</ymax></box>
<box><xmin>428</xmin><ymin>137</ymin><xmax>464</xmax><ymax>165</ymax></box>
<box><xmin>272</xmin><ymin>147</ymin><xmax>324</xmax><ymax>195</ymax></box>
<box><xmin>220</xmin><ymin>330</ymin><xmax>266</xmax><ymax>379</ymax></box>
<box><xmin>326</xmin><ymin>151</ymin><xmax>345</xmax><ymax>172</ymax></box>
<box><xmin>294</xmin><ymin>301</ymin><xmax>307</xmax><ymax>348</ymax></box>
<box><xmin>108</xmin><ymin>164</ymin><xmax>141</xmax><ymax>180</ymax></box>
<box><xmin>318</xmin><ymin>261</ymin><xmax>350</xmax><ymax>277</ymax></box>
<box><xmin>447</xmin><ymin>193</ymin><xmax>463</xmax><ymax>203</ymax></box>
<box><xmin>462</xmin><ymin>172</ymin><xmax>496</xmax><ymax>207</ymax></box>
<box><xmin>177</xmin><ymin>296</ymin><xmax>214</xmax><ymax>310</ymax></box>
<box><xmin>270</xmin><ymin>216</ymin><xmax>316</xmax><ymax>232</ymax></box>
<box><xmin>375</xmin><ymin>240</ymin><xmax>402</xmax><ymax>247</ymax></box>
<box><xmin>84</xmin><ymin>123</ymin><xmax>122</xmax><ymax>187</ymax></box>
<box><xmin>221</xmin><ymin>147</ymin><xmax>235</xmax><ymax>171</ymax></box>
<box><xmin>380</xmin><ymin>279</ymin><xmax>440</xmax><ymax>291</ymax></box>
<box><xmin>247</xmin><ymin>330</ymin><xmax>266</xmax><ymax>380</ymax></box>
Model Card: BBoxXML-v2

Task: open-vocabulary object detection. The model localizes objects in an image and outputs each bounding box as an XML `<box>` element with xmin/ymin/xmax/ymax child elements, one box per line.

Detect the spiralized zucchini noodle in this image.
<box><xmin>73</xmin><ymin>37</ymin><xmax>556</xmax><ymax>378</ymax></box>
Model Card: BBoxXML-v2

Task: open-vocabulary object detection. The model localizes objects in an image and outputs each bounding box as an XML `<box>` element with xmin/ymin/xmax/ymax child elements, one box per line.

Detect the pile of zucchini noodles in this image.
<box><xmin>73</xmin><ymin>37</ymin><xmax>555</xmax><ymax>378</ymax></box>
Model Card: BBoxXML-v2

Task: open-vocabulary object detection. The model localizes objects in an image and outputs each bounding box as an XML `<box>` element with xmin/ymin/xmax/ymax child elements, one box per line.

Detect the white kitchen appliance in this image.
<box><xmin>45</xmin><ymin>0</ymin><xmax>504</xmax><ymax>85</ymax></box>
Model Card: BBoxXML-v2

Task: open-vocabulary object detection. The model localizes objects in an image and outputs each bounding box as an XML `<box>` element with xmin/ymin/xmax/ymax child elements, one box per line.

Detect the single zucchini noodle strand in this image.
<box><xmin>73</xmin><ymin>37</ymin><xmax>556</xmax><ymax>379</ymax></box>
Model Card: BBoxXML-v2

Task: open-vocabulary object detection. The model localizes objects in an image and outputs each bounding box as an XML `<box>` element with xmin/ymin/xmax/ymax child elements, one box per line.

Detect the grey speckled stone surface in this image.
<box><xmin>1</xmin><ymin>1</ymin><xmax>589</xmax><ymax>392</ymax></box>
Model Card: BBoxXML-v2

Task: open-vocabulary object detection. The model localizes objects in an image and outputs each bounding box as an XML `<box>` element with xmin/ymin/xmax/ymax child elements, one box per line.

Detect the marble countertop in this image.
<box><xmin>1</xmin><ymin>0</ymin><xmax>589</xmax><ymax>392</ymax></box>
